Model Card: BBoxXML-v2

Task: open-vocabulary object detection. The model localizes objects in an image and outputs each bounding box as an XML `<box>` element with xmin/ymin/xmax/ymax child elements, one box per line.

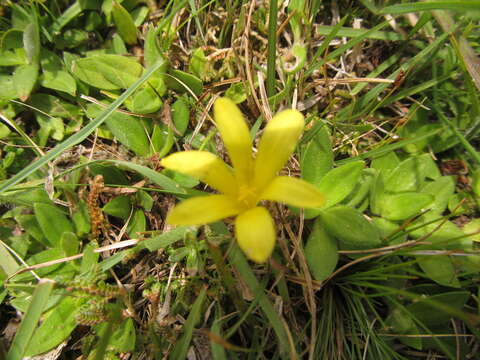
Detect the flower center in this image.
<box><xmin>236</xmin><ymin>183</ymin><xmax>259</xmax><ymax>209</ymax></box>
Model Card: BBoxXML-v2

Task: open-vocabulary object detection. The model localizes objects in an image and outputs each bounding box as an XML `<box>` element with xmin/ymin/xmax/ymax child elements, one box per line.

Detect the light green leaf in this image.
<box><xmin>171</xmin><ymin>96</ymin><xmax>190</xmax><ymax>135</ymax></box>
<box><xmin>103</xmin><ymin>196</ymin><xmax>132</xmax><ymax>219</ymax></box>
<box><xmin>112</xmin><ymin>1</ymin><xmax>138</xmax><ymax>45</ymax></box>
<box><xmin>34</xmin><ymin>203</ymin><xmax>74</xmax><ymax>247</ymax></box>
<box><xmin>380</xmin><ymin>192</ymin><xmax>433</xmax><ymax>221</ymax></box>
<box><xmin>417</xmin><ymin>255</ymin><xmax>460</xmax><ymax>288</ymax></box>
<box><xmin>321</xmin><ymin>206</ymin><xmax>382</xmax><ymax>249</ymax></box>
<box><xmin>40</xmin><ymin>70</ymin><xmax>77</xmax><ymax>95</ymax></box>
<box><xmin>301</xmin><ymin>123</ymin><xmax>333</xmax><ymax>186</ymax></box>
<box><xmin>305</xmin><ymin>219</ymin><xmax>338</xmax><ymax>282</ymax></box>
<box><xmin>25</xmin><ymin>296</ymin><xmax>84</xmax><ymax>357</ymax></box>
<box><xmin>421</xmin><ymin>176</ymin><xmax>455</xmax><ymax>215</ymax></box>
<box><xmin>13</xmin><ymin>63</ymin><xmax>39</xmax><ymax>101</ymax></box>
<box><xmin>71</xmin><ymin>54</ymin><xmax>143</xmax><ymax>90</ymax></box>
<box><xmin>305</xmin><ymin>161</ymin><xmax>364</xmax><ymax>218</ymax></box>
<box><xmin>166</xmin><ymin>69</ymin><xmax>203</xmax><ymax>96</ymax></box>
<box><xmin>7</xmin><ymin>279</ymin><xmax>55</xmax><ymax>360</ymax></box>
<box><xmin>127</xmin><ymin>209</ymin><xmax>146</xmax><ymax>238</ymax></box>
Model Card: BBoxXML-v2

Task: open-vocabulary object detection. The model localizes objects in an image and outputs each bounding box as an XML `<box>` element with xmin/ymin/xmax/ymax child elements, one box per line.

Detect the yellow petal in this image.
<box><xmin>235</xmin><ymin>206</ymin><xmax>276</xmax><ymax>263</ymax></box>
<box><xmin>161</xmin><ymin>151</ymin><xmax>237</xmax><ymax>195</ymax></box>
<box><xmin>254</xmin><ymin>109</ymin><xmax>304</xmax><ymax>191</ymax></box>
<box><xmin>260</xmin><ymin>176</ymin><xmax>325</xmax><ymax>208</ymax></box>
<box><xmin>214</xmin><ymin>98</ymin><xmax>253</xmax><ymax>184</ymax></box>
<box><xmin>167</xmin><ymin>195</ymin><xmax>241</xmax><ymax>225</ymax></box>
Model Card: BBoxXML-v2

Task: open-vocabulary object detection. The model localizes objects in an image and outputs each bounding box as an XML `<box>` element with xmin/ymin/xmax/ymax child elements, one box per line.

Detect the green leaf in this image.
<box><xmin>144</xmin><ymin>25</ymin><xmax>169</xmax><ymax>76</ymax></box>
<box><xmin>305</xmin><ymin>161</ymin><xmax>364</xmax><ymax>218</ymax></box>
<box><xmin>23</xmin><ymin>22</ymin><xmax>40</xmax><ymax>65</ymax></box>
<box><xmin>417</xmin><ymin>255</ymin><xmax>460</xmax><ymax>288</ymax></box>
<box><xmin>25</xmin><ymin>296</ymin><xmax>84</xmax><ymax>357</ymax></box>
<box><xmin>103</xmin><ymin>196</ymin><xmax>132</xmax><ymax>219</ymax></box>
<box><xmin>371</xmin><ymin>151</ymin><xmax>400</xmax><ymax>176</ymax></box>
<box><xmin>71</xmin><ymin>54</ymin><xmax>143</xmax><ymax>90</ymax></box>
<box><xmin>124</xmin><ymin>85</ymin><xmax>162</xmax><ymax>114</ymax></box>
<box><xmin>301</xmin><ymin>123</ymin><xmax>333</xmax><ymax>186</ymax></box>
<box><xmin>7</xmin><ymin>279</ymin><xmax>55</xmax><ymax>360</ymax></box>
<box><xmin>87</xmin><ymin>104</ymin><xmax>151</xmax><ymax>156</ymax></box>
<box><xmin>0</xmin><ymin>61</ymin><xmax>166</xmax><ymax>194</ymax></box>
<box><xmin>108</xmin><ymin>318</ymin><xmax>136</xmax><ymax>352</ymax></box>
<box><xmin>387</xmin><ymin>307</ymin><xmax>422</xmax><ymax>350</ymax></box>
<box><xmin>421</xmin><ymin>176</ymin><xmax>455</xmax><ymax>215</ymax></box>
<box><xmin>166</xmin><ymin>69</ymin><xmax>203</xmax><ymax>96</ymax></box>
<box><xmin>0</xmin><ymin>241</ymin><xmax>20</xmax><ymax>277</ymax></box>
<box><xmin>189</xmin><ymin>48</ymin><xmax>207</xmax><ymax>79</ymax></box>
<box><xmin>0</xmin><ymin>48</ymin><xmax>27</xmax><ymax>66</ymax></box>
<box><xmin>127</xmin><ymin>209</ymin><xmax>146</xmax><ymax>237</ymax></box>
<box><xmin>13</xmin><ymin>64</ymin><xmax>39</xmax><ymax>101</ymax></box>
<box><xmin>321</xmin><ymin>206</ymin><xmax>382</xmax><ymax>249</ymax></box>
<box><xmin>305</xmin><ymin>219</ymin><xmax>338</xmax><ymax>282</ymax></box>
<box><xmin>171</xmin><ymin>96</ymin><xmax>190</xmax><ymax>135</ymax></box>
<box><xmin>34</xmin><ymin>203</ymin><xmax>74</xmax><ymax>247</ymax></box>
<box><xmin>472</xmin><ymin>168</ymin><xmax>480</xmax><ymax>197</ymax></box>
<box><xmin>407</xmin><ymin>291</ymin><xmax>470</xmax><ymax>326</ymax></box>
<box><xmin>112</xmin><ymin>1</ymin><xmax>138</xmax><ymax>45</ymax></box>
<box><xmin>40</xmin><ymin>70</ymin><xmax>77</xmax><ymax>95</ymax></box>
<box><xmin>379</xmin><ymin>193</ymin><xmax>434</xmax><ymax>221</ymax></box>
<box><xmin>384</xmin><ymin>154</ymin><xmax>434</xmax><ymax>192</ymax></box>
<box><xmin>60</xmin><ymin>232</ymin><xmax>80</xmax><ymax>256</ymax></box>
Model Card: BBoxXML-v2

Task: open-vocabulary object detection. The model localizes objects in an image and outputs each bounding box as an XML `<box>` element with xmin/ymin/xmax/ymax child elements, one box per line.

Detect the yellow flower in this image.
<box><xmin>161</xmin><ymin>98</ymin><xmax>325</xmax><ymax>263</ymax></box>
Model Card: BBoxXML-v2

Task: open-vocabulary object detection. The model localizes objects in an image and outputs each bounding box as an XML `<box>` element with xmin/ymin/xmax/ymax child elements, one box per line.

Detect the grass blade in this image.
<box><xmin>266</xmin><ymin>0</ymin><xmax>278</xmax><ymax>97</ymax></box>
<box><xmin>228</xmin><ymin>245</ymin><xmax>296</xmax><ymax>359</ymax></box>
<box><xmin>379</xmin><ymin>1</ymin><xmax>480</xmax><ymax>14</ymax></box>
<box><xmin>0</xmin><ymin>61</ymin><xmax>165</xmax><ymax>194</ymax></box>
<box><xmin>169</xmin><ymin>287</ymin><xmax>207</xmax><ymax>359</ymax></box>
<box><xmin>6</xmin><ymin>279</ymin><xmax>55</xmax><ymax>360</ymax></box>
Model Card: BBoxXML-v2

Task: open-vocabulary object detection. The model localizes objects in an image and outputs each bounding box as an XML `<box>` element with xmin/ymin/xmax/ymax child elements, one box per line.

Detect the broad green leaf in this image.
<box><xmin>166</xmin><ymin>69</ymin><xmax>203</xmax><ymax>96</ymax></box>
<box><xmin>25</xmin><ymin>296</ymin><xmax>84</xmax><ymax>356</ymax></box>
<box><xmin>385</xmin><ymin>154</ymin><xmax>436</xmax><ymax>192</ymax></box>
<box><xmin>171</xmin><ymin>96</ymin><xmax>190</xmax><ymax>135</ymax></box>
<box><xmin>7</xmin><ymin>279</ymin><xmax>55</xmax><ymax>360</ymax></box>
<box><xmin>103</xmin><ymin>196</ymin><xmax>132</xmax><ymax>219</ymax></box>
<box><xmin>124</xmin><ymin>85</ymin><xmax>162</xmax><ymax>114</ymax></box>
<box><xmin>87</xmin><ymin>104</ymin><xmax>150</xmax><ymax>156</ymax></box>
<box><xmin>301</xmin><ymin>123</ymin><xmax>333</xmax><ymax>186</ymax></box>
<box><xmin>108</xmin><ymin>318</ymin><xmax>136</xmax><ymax>352</ymax></box>
<box><xmin>371</xmin><ymin>151</ymin><xmax>400</xmax><ymax>175</ymax></box>
<box><xmin>305</xmin><ymin>219</ymin><xmax>338</xmax><ymax>282</ymax></box>
<box><xmin>421</xmin><ymin>176</ymin><xmax>455</xmax><ymax>215</ymax></box>
<box><xmin>144</xmin><ymin>25</ymin><xmax>169</xmax><ymax>77</ymax></box>
<box><xmin>373</xmin><ymin>217</ymin><xmax>407</xmax><ymax>244</ymax></box>
<box><xmin>40</xmin><ymin>70</ymin><xmax>77</xmax><ymax>95</ymax></box>
<box><xmin>464</xmin><ymin>219</ymin><xmax>480</xmax><ymax>243</ymax></box>
<box><xmin>0</xmin><ymin>241</ymin><xmax>20</xmax><ymax>277</ymax></box>
<box><xmin>305</xmin><ymin>161</ymin><xmax>364</xmax><ymax>218</ymax></box>
<box><xmin>112</xmin><ymin>1</ymin><xmax>138</xmax><ymax>45</ymax></box>
<box><xmin>34</xmin><ymin>203</ymin><xmax>74</xmax><ymax>247</ymax></box>
<box><xmin>127</xmin><ymin>209</ymin><xmax>146</xmax><ymax>237</ymax></box>
<box><xmin>417</xmin><ymin>255</ymin><xmax>460</xmax><ymax>288</ymax></box>
<box><xmin>71</xmin><ymin>54</ymin><xmax>143</xmax><ymax>90</ymax></box>
<box><xmin>321</xmin><ymin>206</ymin><xmax>382</xmax><ymax>249</ymax></box>
<box><xmin>408</xmin><ymin>291</ymin><xmax>470</xmax><ymax>327</ymax></box>
<box><xmin>0</xmin><ymin>75</ymin><xmax>17</xmax><ymax>100</ymax></box>
<box><xmin>16</xmin><ymin>214</ymin><xmax>48</xmax><ymax>245</ymax></box>
<box><xmin>379</xmin><ymin>192</ymin><xmax>434</xmax><ymax>221</ymax></box>
<box><xmin>0</xmin><ymin>60</ymin><xmax>166</xmax><ymax>194</ymax></box>
<box><xmin>23</xmin><ymin>22</ymin><xmax>40</xmax><ymax>65</ymax></box>
<box><xmin>0</xmin><ymin>48</ymin><xmax>27</xmax><ymax>66</ymax></box>
<box><xmin>189</xmin><ymin>48</ymin><xmax>207</xmax><ymax>79</ymax></box>
<box><xmin>387</xmin><ymin>307</ymin><xmax>422</xmax><ymax>350</ymax></box>
<box><xmin>13</xmin><ymin>64</ymin><xmax>39</xmax><ymax>101</ymax></box>
<box><xmin>60</xmin><ymin>232</ymin><xmax>79</xmax><ymax>256</ymax></box>
<box><xmin>29</xmin><ymin>93</ymin><xmax>80</xmax><ymax>119</ymax></box>
<box><xmin>72</xmin><ymin>200</ymin><xmax>91</xmax><ymax>236</ymax></box>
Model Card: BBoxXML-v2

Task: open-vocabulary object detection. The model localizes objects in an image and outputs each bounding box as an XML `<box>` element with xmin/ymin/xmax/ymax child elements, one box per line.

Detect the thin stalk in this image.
<box><xmin>266</xmin><ymin>0</ymin><xmax>278</xmax><ymax>98</ymax></box>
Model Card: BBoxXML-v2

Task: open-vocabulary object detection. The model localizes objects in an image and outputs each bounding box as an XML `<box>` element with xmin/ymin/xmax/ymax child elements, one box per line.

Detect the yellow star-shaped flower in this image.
<box><xmin>161</xmin><ymin>97</ymin><xmax>325</xmax><ymax>262</ymax></box>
